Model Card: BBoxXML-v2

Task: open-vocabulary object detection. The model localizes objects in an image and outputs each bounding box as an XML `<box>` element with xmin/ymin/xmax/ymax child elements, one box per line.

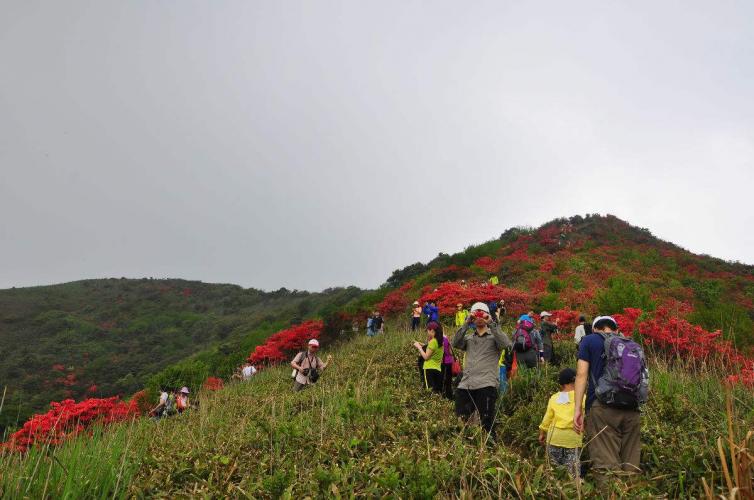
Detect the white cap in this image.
<box><xmin>413</xmin><ymin>301</ymin><xmax>419</xmax><ymax>305</ymax></box>
<box><xmin>540</xmin><ymin>311</ymin><xmax>552</xmax><ymax>318</ymax></box>
<box><xmin>592</xmin><ymin>316</ymin><xmax>618</xmax><ymax>329</ymax></box>
<box><xmin>308</xmin><ymin>339</ymin><xmax>320</xmax><ymax>346</ymax></box>
<box><xmin>180</xmin><ymin>387</ymin><xmax>190</xmax><ymax>394</ymax></box>
<box><xmin>470</xmin><ymin>302</ymin><xmax>490</xmax><ymax>314</ymax></box>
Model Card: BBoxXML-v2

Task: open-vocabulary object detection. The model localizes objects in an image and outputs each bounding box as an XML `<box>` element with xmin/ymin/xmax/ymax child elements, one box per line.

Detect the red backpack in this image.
<box><xmin>513</xmin><ymin>319</ymin><xmax>535</xmax><ymax>352</ymax></box>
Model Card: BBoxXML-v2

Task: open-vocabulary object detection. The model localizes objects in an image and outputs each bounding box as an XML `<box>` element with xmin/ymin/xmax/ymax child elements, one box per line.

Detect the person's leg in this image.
<box><xmin>441</xmin><ymin>363</ymin><xmax>453</xmax><ymax>399</ymax></box>
<box><xmin>426</xmin><ymin>369</ymin><xmax>442</xmax><ymax>393</ymax></box>
<box><xmin>619</xmin><ymin>410</ymin><xmax>642</xmax><ymax>475</ymax></box>
<box><xmin>455</xmin><ymin>388</ymin><xmax>474</xmax><ymax>422</ymax></box>
<box><xmin>586</xmin><ymin>402</ymin><xmax>623</xmax><ymax>490</ymax></box>
<box><xmin>293</xmin><ymin>381</ymin><xmax>307</xmax><ymax>392</ymax></box>
<box><xmin>520</xmin><ymin>349</ymin><xmax>538</xmax><ymax>369</ymax></box>
<box><xmin>564</xmin><ymin>447</ymin><xmax>581</xmax><ymax>479</ymax></box>
<box><xmin>474</xmin><ymin>386</ymin><xmax>498</xmax><ymax>441</ymax></box>
<box><xmin>543</xmin><ymin>343</ymin><xmax>553</xmax><ymax>362</ymax></box>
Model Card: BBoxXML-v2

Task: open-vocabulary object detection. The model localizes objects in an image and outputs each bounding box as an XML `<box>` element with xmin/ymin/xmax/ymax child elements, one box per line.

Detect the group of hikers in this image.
<box><xmin>149</xmin><ymin>386</ymin><xmax>191</xmax><ymax>419</ymax></box>
<box><xmin>407</xmin><ymin>300</ymin><xmax>649</xmax><ymax>488</ymax></box>
<box><xmin>146</xmin><ymin>294</ymin><xmax>648</xmax><ymax>489</ymax></box>
<box><xmin>150</xmin><ymin>361</ymin><xmax>258</xmax><ymax>419</ymax></box>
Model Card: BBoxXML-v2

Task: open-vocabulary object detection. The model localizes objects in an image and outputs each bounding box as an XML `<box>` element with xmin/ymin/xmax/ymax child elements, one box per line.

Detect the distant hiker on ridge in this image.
<box><xmin>411</xmin><ymin>301</ymin><xmax>422</xmax><ymax>331</ymax></box>
<box><xmin>540</xmin><ymin>311</ymin><xmax>558</xmax><ymax>363</ymax></box>
<box><xmin>455</xmin><ymin>303</ymin><xmax>469</xmax><ymax>327</ymax></box>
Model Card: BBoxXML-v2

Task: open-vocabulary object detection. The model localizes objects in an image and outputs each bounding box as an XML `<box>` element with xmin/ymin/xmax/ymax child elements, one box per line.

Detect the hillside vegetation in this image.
<box><xmin>0</xmin><ymin>278</ymin><xmax>364</xmax><ymax>434</ymax></box>
<box><xmin>1</xmin><ymin>321</ymin><xmax>752</xmax><ymax>498</ymax></box>
<box><xmin>2</xmin><ymin>214</ymin><xmax>754</xmax><ymax>497</ymax></box>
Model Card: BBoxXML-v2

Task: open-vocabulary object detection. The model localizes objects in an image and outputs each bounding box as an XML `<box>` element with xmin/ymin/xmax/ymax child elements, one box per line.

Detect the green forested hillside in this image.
<box><xmin>0</xmin><ymin>278</ymin><xmax>363</xmax><ymax>434</ymax></box>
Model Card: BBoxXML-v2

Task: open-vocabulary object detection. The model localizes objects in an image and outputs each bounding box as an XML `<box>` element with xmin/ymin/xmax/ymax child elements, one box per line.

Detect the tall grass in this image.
<box><xmin>1</xmin><ymin>321</ymin><xmax>752</xmax><ymax>498</ymax></box>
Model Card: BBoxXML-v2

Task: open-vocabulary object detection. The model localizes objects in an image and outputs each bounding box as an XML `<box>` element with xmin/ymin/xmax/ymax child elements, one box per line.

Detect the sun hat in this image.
<box><xmin>308</xmin><ymin>338</ymin><xmax>320</xmax><ymax>347</ymax></box>
<box><xmin>180</xmin><ymin>387</ymin><xmax>190</xmax><ymax>394</ymax></box>
<box><xmin>540</xmin><ymin>311</ymin><xmax>552</xmax><ymax>318</ymax></box>
<box><xmin>413</xmin><ymin>301</ymin><xmax>419</xmax><ymax>305</ymax></box>
<box><xmin>592</xmin><ymin>315</ymin><xmax>618</xmax><ymax>330</ymax></box>
<box><xmin>470</xmin><ymin>302</ymin><xmax>490</xmax><ymax>314</ymax></box>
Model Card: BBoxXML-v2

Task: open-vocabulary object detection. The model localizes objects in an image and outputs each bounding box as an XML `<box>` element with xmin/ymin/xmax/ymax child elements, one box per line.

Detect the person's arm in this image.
<box><xmin>320</xmin><ymin>355</ymin><xmax>332</xmax><ymax>370</ymax></box>
<box><xmin>149</xmin><ymin>402</ymin><xmax>165</xmax><ymax>415</ymax></box>
<box><xmin>538</xmin><ymin>398</ymin><xmax>554</xmax><ymax>444</ymax></box>
<box><xmin>290</xmin><ymin>353</ymin><xmax>304</xmax><ymax>371</ymax></box>
<box><xmin>452</xmin><ymin>323</ymin><xmax>471</xmax><ymax>350</ymax></box>
<box><xmin>490</xmin><ymin>321</ymin><xmax>512</xmax><ymax>350</ymax></box>
<box><xmin>573</xmin><ymin>359</ymin><xmax>589</xmax><ymax>434</ymax></box>
<box><xmin>414</xmin><ymin>342</ymin><xmax>434</xmax><ymax>361</ymax></box>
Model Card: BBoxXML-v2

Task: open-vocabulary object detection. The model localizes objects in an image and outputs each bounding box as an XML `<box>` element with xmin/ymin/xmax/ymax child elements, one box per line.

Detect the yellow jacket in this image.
<box><xmin>454</xmin><ymin>309</ymin><xmax>468</xmax><ymax>327</ymax></box>
<box><xmin>539</xmin><ymin>390</ymin><xmax>585</xmax><ymax>448</ymax></box>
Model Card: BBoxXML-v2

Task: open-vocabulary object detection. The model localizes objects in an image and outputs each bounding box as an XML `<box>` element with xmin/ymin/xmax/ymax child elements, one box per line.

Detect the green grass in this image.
<box><xmin>1</xmin><ymin>321</ymin><xmax>752</xmax><ymax>498</ymax></box>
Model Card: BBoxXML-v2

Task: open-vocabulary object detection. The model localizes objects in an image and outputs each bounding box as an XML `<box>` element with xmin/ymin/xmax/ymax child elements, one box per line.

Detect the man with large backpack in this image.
<box><xmin>511</xmin><ymin>314</ymin><xmax>544</xmax><ymax>368</ymax></box>
<box><xmin>573</xmin><ymin>316</ymin><xmax>649</xmax><ymax>489</ymax></box>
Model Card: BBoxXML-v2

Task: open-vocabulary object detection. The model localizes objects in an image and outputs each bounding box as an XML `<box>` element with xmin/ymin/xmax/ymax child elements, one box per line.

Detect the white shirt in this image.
<box><xmin>241</xmin><ymin>365</ymin><xmax>256</xmax><ymax>380</ymax></box>
<box><xmin>574</xmin><ymin>324</ymin><xmax>586</xmax><ymax>344</ymax></box>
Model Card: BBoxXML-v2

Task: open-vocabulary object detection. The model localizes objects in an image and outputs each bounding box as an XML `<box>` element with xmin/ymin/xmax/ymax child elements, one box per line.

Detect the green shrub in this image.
<box><xmin>595</xmin><ymin>276</ymin><xmax>655</xmax><ymax>313</ymax></box>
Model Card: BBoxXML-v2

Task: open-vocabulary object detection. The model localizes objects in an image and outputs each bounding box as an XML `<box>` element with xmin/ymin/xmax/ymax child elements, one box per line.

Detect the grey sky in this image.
<box><xmin>1</xmin><ymin>1</ymin><xmax>753</xmax><ymax>292</ymax></box>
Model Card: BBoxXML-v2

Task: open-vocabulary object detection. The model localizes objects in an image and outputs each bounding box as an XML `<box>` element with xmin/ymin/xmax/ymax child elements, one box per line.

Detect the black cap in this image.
<box><xmin>558</xmin><ymin>368</ymin><xmax>577</xmax><ymax>385</ymax></box>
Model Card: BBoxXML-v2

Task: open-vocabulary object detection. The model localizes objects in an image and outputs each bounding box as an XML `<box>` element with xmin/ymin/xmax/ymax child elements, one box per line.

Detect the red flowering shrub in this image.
<box><xmin>419</xmin><ymin>281</ymin><xmax>536</xmax><ymax>316</ymax></box>
<box><xmin>203</xmin><ymin>377</ymin><xmax>224</xmax><ymax>391</ymax></box>
<box><xmin>548</xmin><ymin>309</ymin><xmax>581</xmax><ymax>330</ymax></box>
<box><xmin>622</xmin><ymin>306</ymin><xmax>754</xmax><ymax>387</ymax></box>
<box><xmin>539</xmin><ymin>259</ymin><xmax>555</xmax><ymax>273</ymax></box>
<box><xmin>1</xmin><ymin>397</ymin><xmax>139</xmax><ymax>453</ymax></box>
<box><xmin>612</xmin><ymin>307</ymin><xmax>643</xmax><ymax>335</ymax></box>
<box><xmin>248</xmin><ymin>320</ymin><xmax>324</xmax><ymax>367</ymax></box>
<box><xmin>375</xmin><ymin>281</ymin><xmax>416</xmax><ymax>315</ymax></box>
<box><xmin>86</xmin><ymin>384</ymin><xmax>98</xmax><ymax>394</ymax></box>
<box><xmin>130</xmin><ymin>390</ymin><xmax>152</xmax><ymax>414</ymax></box>
<box><xmin>474</xmin><ymin>256</ymin><xmax>502</xmax><ymax>274</ymax></box>
<box><xmin>51</xmin><ymin>364</ymin><xmax>65</xmax><ymax>372</ymax></box>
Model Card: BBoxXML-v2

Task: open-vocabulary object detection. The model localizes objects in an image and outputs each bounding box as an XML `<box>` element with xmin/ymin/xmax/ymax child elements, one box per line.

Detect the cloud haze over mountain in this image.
<box><xmin>2</xmin><ymin>1</ymin><xmax>753</xmax><ymax>291</ymax></box>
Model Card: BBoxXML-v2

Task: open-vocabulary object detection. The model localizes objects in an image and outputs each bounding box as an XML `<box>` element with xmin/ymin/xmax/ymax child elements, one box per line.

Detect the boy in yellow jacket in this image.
<box><xmin>539</xmin><ymin>368</ymin><xmax>585</xmax><ymax>478</ymax></box>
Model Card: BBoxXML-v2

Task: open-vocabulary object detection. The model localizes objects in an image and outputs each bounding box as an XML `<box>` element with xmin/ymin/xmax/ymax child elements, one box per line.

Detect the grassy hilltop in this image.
<box><xmin>1</xmin><ymin>214</ymin><xmax>754</xmax><ymax>497</ymax></box>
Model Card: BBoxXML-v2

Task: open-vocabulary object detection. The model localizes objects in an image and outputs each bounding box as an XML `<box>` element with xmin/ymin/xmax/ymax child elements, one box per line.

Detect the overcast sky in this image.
<box><xmin>1</xmin><ymin>1</ymin><xmax>753</xmax><ymax>292</ymax></box>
